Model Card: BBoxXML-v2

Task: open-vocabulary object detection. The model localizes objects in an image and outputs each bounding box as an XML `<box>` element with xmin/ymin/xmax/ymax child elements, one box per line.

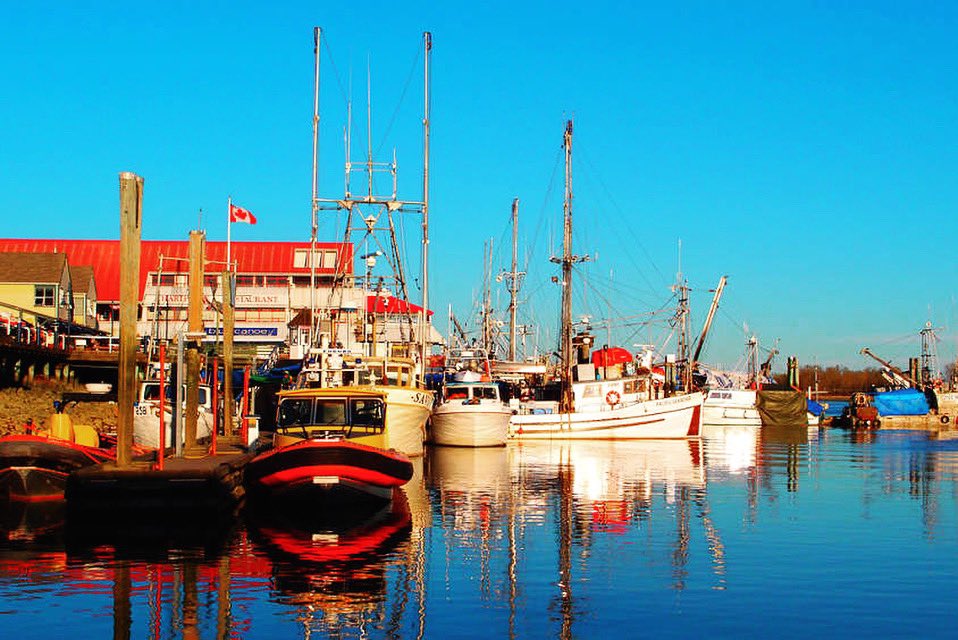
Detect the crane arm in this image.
<box><xmin>690</xmin><ymin>276</ymin><xmax>728</xmax><ymax>368</ymax></box>
<box><xmin>860</xmin><ymin>347</ymin><xmax>917</xmax><ymax>387</ymax></box>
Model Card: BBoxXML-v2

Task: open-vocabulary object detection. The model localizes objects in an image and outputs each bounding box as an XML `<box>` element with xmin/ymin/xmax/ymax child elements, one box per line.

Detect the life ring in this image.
<box><xmin>941</xmin><ymin>415</ymin><xmax>950</xmax><ymax>425</ymax></box>
<box><xmin>605</xmin><ymin>390</ymin><xmax>621</xmax><ymax>406</ymax></box>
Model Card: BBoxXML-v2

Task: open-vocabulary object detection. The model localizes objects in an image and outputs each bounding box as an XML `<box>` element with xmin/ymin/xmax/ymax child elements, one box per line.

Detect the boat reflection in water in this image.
<box><xmin>702</xmin><ymin>425</ymin><xmax>760</xmax><ymax>476</ymax></box>
<box><xmin>426</xmin><ymin>440</ymin><xmax>723</xmax><ymax>639</ymax></box>
<box><xmin>245</xmin><ymin>491</ymin><xmax>413</xmax><ymax>629</ymax></box>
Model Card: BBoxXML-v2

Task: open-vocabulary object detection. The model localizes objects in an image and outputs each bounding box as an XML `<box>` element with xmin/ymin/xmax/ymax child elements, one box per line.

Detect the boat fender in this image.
<box><xmin>941</xmin><ymin>415</ymin><xmax>950</xmax><ymax>425</ymax></box>
<box><xmin>605</xmin><ymin>390</ymin><xmax>621</xmax><ymax>406</ymax></box>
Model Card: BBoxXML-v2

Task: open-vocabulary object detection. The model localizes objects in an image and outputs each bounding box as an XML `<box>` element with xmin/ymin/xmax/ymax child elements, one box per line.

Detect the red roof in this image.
<box><xmin>367</xmin><ymin>295</ymin><xmax>433</xmax><ymax>318</ymax></box>
<box><xmin>0</xmin><ymin>239</ymin><xmax>353</xmax><ymax>302</ymax></box>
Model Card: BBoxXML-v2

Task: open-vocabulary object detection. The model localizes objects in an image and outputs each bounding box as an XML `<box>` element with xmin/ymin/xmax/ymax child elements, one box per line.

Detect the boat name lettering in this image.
<box><xmin>412</xmin><ymin>392</ymin><xmax>430</xmax><ymax>406</ymax></box>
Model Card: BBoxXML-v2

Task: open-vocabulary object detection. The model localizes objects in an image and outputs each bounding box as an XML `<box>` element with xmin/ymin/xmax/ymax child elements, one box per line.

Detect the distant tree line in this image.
<box><xmin>771</xmin><ymin>366</ymin><xmax>886</xmax><ymax>397</ymax></box>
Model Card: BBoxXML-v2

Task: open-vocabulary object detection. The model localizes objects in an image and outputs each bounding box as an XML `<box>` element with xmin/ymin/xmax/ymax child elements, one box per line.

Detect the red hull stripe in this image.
<box><xmin>259</xmin><ymin>464</ymin><xmax>408</xmax><ymax>489</ymax></box>
<box><xmin>687</xmin><ymin>404</ymin><xmax>702</xmax><ymax>436</ymax></box>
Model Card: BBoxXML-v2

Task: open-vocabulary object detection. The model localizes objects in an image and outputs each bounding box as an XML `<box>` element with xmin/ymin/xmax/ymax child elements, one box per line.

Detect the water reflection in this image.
<box><xmin>4</xmin><ymin>430</ymin><xmax>958</xmax><ymax>637</ymax></box>
<box><xmin>247</xmin><ymin>494</ymin><xmax>413</xmax><ymax>635</ymax></box>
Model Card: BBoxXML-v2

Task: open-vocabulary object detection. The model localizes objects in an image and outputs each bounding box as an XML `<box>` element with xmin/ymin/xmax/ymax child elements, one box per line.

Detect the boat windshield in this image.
<box><xmin>276</xmin><ymin>396</ymin><xmax>386</xmax><ymax>438</ymax></box>
<box><xmin>475</xmin><ymin>385</ymin><xmax>498</xmax><ymax>400</ymax></box>
<box><xmin>142</xmin><ymin>383</ymin><xmax>209</xmax><ymax>407</ymax></box>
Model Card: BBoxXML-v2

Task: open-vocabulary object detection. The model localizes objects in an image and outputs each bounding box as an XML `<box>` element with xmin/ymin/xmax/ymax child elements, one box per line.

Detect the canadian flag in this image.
<box><xmin>229</xmin><ymin>203</ymin><xmax>257</xmax><ymax>224</ymax></box>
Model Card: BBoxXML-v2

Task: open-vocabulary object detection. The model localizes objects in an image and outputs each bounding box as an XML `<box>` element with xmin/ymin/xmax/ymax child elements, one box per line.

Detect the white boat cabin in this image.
<box><xmin>442</xmin><ymin>381</ymin><xmax>503</xmax><ymax>405</ymax></box>
<box><xmin>139</xmin><ymin>381</ymin><xmax>212</xmax><ymax>411</ymax></box>
<box><xmin>298</xmin><ymin>355</ymin><xmax>420</xmax><ymax>390</ymax></box>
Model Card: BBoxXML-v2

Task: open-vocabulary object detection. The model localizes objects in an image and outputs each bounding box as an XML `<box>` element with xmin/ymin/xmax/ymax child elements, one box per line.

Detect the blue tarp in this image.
<box><xmin>872</xmin><ymin>388</ymin><xmax>929</xmax><ymax>416</ymax></box>
<box><xmin>807</xmin><ymin>399</ymin><xmax>826</xmax><ymax>417</ymax></box>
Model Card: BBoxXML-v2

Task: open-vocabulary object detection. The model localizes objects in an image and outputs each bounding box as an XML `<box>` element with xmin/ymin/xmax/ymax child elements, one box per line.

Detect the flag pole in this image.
<box><xmin>227</xmin><ymin>195</ymin><xmax>232</xmax><ymax>266</ymax></box>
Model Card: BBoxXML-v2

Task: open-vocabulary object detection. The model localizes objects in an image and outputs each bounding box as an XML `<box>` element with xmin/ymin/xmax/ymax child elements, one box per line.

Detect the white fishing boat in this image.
<box><xmin>511</xmin><ymin>389</ymin><xmax>703</xmax><ymax>440</ymax></box>
<box><xmin>508</xmin><ymin>121</ymin><xmax>703</xmax><ymax>441</ymax></box>
<box><xmin>430</xmin><ymin>381</ymin><xmax>511</xmax><ymax>447</ymax></box>
<box><xmin>133</xmin><ymin>380</ymin><xmax>214</xmax><ymax>449</ymax></box>
<box><xmin>703</xmin><ymin>388</ymin><xmax>761</xmax><ymax>427</ymax></box>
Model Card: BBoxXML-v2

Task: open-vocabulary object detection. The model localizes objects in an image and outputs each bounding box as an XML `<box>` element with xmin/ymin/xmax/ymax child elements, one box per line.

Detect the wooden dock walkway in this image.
<box><xmin>66</xmin><ymin>443</ymin><xmax>254</xmax><ymax>518</ymax></box>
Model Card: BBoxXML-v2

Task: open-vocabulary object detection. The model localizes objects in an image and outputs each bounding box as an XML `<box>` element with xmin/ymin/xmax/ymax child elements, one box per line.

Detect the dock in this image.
<box><xmin>66</xmin><ymin>444</ymin><xmax>253</xmax><ymax>519</ymax></box>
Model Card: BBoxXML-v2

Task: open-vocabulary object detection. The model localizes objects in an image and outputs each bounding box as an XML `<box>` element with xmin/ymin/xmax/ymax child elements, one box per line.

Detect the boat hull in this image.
<box><xmin>0</xmin><ymin>435</ymin><xmax>113</xmax><ymax>502</ymax></box>
<box><xmin>430</xmin><ymin>404</ymin><xmax>511</xmax><ymax>447</ymax></box>
<box><xmin>703</xmin><ymin>389</ymin><xmax>761</xmax><ymax>427</ymax></box>
<box><xmin>510</xmin><ymin>392</ymin><xmax>704</xmax><ymax>440</ymax></box>
<box><xmin>377</xmin><ymin>387</ymin><xmax>433</xmax><ymax>457</ymax></box>
<box><xmin>133</xmin><ymin>406</ymin><xmax>213</xmax><ymax>449</ymax></box>
<box><xmin>245</xmin><ymin>439</ymin><xmax>414</xmax><ymax>504</ymax></box>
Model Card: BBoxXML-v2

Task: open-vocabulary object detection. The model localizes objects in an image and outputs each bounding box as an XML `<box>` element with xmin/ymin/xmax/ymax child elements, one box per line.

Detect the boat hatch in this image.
<box><xmin>277</xmin><ymin>397</ymin><xmax>386</xmax><ymax>439</ymax></box>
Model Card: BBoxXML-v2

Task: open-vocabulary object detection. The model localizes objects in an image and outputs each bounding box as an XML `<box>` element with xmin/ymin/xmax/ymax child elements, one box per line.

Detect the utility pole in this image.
<box><xmin>117</xmin><ymin>172</ymin><xmax>143</xmax><ymax>467</ymax></box>
<box><xmin>221</xmin><ymin>270</ymin><xmax>235</xmax><ymax>438</ymax></box>
<box><xmin>185</xmin><ymin>230</ymin><xmax>205</xmax><ymax>451</ymax></box>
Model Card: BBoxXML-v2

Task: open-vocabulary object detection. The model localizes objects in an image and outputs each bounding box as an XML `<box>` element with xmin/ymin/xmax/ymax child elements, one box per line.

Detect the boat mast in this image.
<box><xmin>673</xmin><ymin>239</ymin><xmax>690</xmax><ymax>390</ymax></box>
<box><xmin>420</xmin><ymin>31</ymin><xmax>432</xmax><ymax>376</ymax></box>
<box><xmin>310</xmin><ymin>27</ymin><xmax>321</xmax><ymax>346</ymax></box>
<box><xmin>507</xmin><ymin>198</ymin><xmax>522</xmax><ymax>361</ymax></box>
<box><xmin>551</xmin><ymin>121</ymin><xmax>579</xmax><ymax>412</ymax></box>
<box><xmin>919</xmin><ymin>320</ymin><xmax>941</xmax><ymax>387</ymax></box>
<box><xmin>482</xmin><ymin>238</ymin><xmax>494</xmax><ymax>353</ymax></box>
<box><xmin>689</xmin><ymin>275</ymin><xmax>727</xmax><ymax>377</ymax></box>
<box><xmin>315</xmin><ymin>31</ymin><xmax>430</xmax><ymax>371</ymax></box>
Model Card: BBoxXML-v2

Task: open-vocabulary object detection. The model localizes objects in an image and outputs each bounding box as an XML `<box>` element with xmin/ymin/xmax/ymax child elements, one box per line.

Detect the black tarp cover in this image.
<box><xmin>756</xmin><ymin>390</ymin><xmax>807</xmax><ymax>428</ymax></box>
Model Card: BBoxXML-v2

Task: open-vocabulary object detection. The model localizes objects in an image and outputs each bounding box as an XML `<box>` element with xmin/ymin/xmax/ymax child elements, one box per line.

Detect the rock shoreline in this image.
<box><xmin>0</xmin><ymin>381</ymin><xmax>117</xmax><ymax>436</ymax></box>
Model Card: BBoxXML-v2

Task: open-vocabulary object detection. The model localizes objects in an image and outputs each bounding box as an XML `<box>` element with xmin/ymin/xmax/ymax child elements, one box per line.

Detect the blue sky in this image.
<box><xmin>2</xmin><ymin>1</ymin><xmax>956</xmax><ymax>373</ymax></box>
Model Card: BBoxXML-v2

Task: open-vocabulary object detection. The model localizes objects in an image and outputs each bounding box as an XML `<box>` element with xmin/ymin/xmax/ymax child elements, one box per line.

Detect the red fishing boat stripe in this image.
<box><xmin>258</xmin><ymin>464</ymin><xmax>408</xmax><ymax>489</ymax></box>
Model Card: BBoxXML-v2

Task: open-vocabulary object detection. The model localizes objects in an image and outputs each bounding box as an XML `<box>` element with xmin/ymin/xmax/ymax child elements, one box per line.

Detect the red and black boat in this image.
<box><xmin>245</xmin><ymin>438</ymin><xmax>413</xmax><ymax>503</ymax></box>
<box><xmin>0</xmin><ymin>434</ymin><xmax>113</xmax><ymax>502</ymax></box>
<box><xmin>245</xmin><ymin>388</ymin><xmax>413</xmax><ymax>504</ymax></box>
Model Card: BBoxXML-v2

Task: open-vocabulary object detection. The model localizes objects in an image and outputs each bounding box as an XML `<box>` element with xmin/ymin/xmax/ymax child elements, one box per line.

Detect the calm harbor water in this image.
<box><xmin>2</xmin><ymin>426</ymin><xmax>958</xmax><ymax>639</ymax></box>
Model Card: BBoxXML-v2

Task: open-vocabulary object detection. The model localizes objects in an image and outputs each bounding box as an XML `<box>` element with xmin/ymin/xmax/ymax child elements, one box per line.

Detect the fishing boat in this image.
<box><xmin>133</xmin><ymin>380</ymin><xmax>214</xmax><ymax>449</ymax></box>
<box><xmin>245</xmin><ymin>387</ymin><xmax>414</xmax><ymax>503</ymax></box>
<box><xmin>275</xmin><ymin>29</ymin><xmax>435</xmax><ymax>457</ymax></box>
<box><xmin>430</xmin><ymin>381</ymin><xmax>512</xmax><ymax>447</ymax></box>
<box><xmin>703</xmin><ymin>388</ymin><xmax>761</xmax><ymax>428</ymax></box>
<box><xmin>509</xmin><ymin>121</ymin><xmax>703</xmax><ymax>441</ymax></box>
<box><xmin>0</xmin><ymin>409</ymin><xmax>112</xmax><ymax>501</ymax></box>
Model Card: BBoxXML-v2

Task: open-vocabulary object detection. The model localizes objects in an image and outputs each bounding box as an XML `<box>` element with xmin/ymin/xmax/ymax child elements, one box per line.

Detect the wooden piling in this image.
<box><xmin>222</xmin><ymin>271</ymin><xmax>235</xmax><ymax>437</ymax></box>
<box><xmin>117</xmin><ymin>172</ymin><xmax>143</xmax><ymax>467</ymax></box>
<box><xmin>185</xmin><ymin>230</ymin><xmax>205</xmax><ymax>451</ymax></box>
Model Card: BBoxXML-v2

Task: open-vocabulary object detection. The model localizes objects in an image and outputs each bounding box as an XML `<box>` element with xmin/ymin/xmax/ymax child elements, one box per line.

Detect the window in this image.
<box><xmin>351</xmin><ymin>399</ymin><xmax>384</xmax><ymax>432</ymax></box>
<box><xmin>34</xmin><ymin>285</ymin><xmax>55</xmax><ymax>307</ymax></box>
<box><xmin>314</xmin><ymin>400</ymin><xmax>347</xmax><ymax>425</ymax></box>
<box><xmin>583</xmin><ymin>384</ymin><xmax>601</xmax><ymax>398</ymax></box>
<box><xmin>264</xmin><ymin>275</ymin><xmax>287</xmax><ymax>286</ymax></box>
<box><xmin>476</xmin><ymin>386</ymin><xmax>498</xmax><ymax>400</ymax></box>
<box><xmin>278</xmin><ymin>398</ymin><xmax>313</xmax><ymax>427</ymax></box>
<box><xmin>294</xmin><ymin>249</ymin><xmax>323</xmax><ymax>269</ymax></box>
<box><xmin>235</xmin><ymin>275</ymin><xmax>255</xmax><ymax>286</ymax></box>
